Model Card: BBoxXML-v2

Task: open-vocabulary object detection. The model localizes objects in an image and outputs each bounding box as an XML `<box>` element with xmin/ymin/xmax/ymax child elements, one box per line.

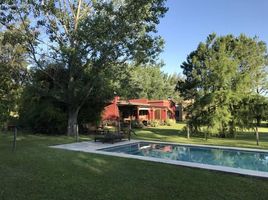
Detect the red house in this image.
<box><xmin>102</xmin><ymin>96</ymin><xmax>177</xmax><ymax>125</ymax></box>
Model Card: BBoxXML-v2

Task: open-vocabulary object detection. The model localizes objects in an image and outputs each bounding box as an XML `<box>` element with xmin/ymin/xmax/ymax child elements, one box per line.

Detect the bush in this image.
<box><xmin>150</xmin><ymin>120</ymin><xmax>160</xmax><ymax>127</ymax></box>
<box><xmin>19</xmin><ymin>97</ymin><xmax>67</xmax><ymax>134</ymax></box>
<box><xmin>165</xmin><ymin>119</ymin><xmax>176</xmax><ymax>126</ymax></box>
<box><xmin>102</xmin><ymin>120</ymin><xmax>117</xmax><ymax>127</ymax></box>
<box><xmin>131</xmin><ymin>120</ymin><xmax>144</xmax><ymax>128</ymax></box>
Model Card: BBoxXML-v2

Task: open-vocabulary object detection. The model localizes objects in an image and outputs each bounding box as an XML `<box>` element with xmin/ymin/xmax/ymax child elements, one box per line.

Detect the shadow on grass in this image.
<box><xmin>133</xmin><ymin>125</ymin><xmax>268</xmax><ymax>149</ymax></box>
<box><xmin>2</xmin><ymin>132</ymin><xmax>268</xmax><ymax>200</ymax></box>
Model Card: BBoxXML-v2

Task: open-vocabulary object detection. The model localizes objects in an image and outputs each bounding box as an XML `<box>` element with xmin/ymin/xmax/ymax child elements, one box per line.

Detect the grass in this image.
<box><xmin>133</xmin><ymin>123</ymin><xmax>268</xmax><ymax>149</ymax></box>
<box><xmin>1</xmin><ymin>132</ymin><xmax>268</xmax><ymax>200</ymax></box>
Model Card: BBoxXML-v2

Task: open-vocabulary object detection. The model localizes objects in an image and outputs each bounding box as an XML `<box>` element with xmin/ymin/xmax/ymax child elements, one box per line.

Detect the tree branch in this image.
<box><xmin>17</xmin><ymin>10</ymin><xmax>66</xmax><ymax>93</ymax></box>
<box><xmin>74</xmin><ymin>0</ymin><xmax>82</xmax><ymax>31</ymax></box>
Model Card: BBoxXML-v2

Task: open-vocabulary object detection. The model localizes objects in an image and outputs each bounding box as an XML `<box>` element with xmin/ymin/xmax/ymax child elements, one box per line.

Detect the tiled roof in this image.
<box><xmin>117</xmin><ymin>101</ymin><xmax>150</xmax><ymax>106</ymax></box>
<box><xmin>117</xmin><ymin>101</ymin><xmax>170</xmax><ymax>109</ymax></box>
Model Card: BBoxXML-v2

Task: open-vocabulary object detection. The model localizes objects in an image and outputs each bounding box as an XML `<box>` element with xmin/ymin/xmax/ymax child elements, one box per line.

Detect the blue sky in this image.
<box><xmin>157</xmin><ymin>0</ymin><xmax>268</xmax><ymax>74</ymax></box>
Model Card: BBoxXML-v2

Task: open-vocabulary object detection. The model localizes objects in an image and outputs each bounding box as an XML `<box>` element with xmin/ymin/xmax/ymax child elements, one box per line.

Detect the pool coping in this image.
<box><xmin>99</xmin><ymin>140</ymin><xmax>268</xmax><ymax>153</ymax></box>
<box><xmin>51</xmin><ymin>139</ymin><xmax>268</xmax><ymax>178</ymax></box>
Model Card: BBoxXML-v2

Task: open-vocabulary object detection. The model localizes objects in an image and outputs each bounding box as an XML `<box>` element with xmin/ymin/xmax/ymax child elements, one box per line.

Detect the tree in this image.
<box><xmin>177</xmin><ymin>33</ymin><xmax>268</xmax><ymax>137</ymax></box>
<box><xmin>18</xmin><ymin>65</ymin><xmax>68</xmax><ymax>134</ymax></box>
<box><xmin>0</xmin><ymin>27</ymin><xmax>27</xmax><ymax>128</ymax></box>
<box><xmin>0</xmin><ymin>0</ymin><xmax>168</xmax><ymax>136</ymax></box>
<box><xmin>116</xmin><ymin>64</ymin><xmax>182</xmax><ymax>101</ymax></box>
<box><xmin>236</xmin><ymin>95</ymin><xmax>268</xmax><ymax>145</ymax></box>
<box><xmin>19</xmin><ymin>63</ymin><xmax>119</xmax><ymax>134</ymax></box>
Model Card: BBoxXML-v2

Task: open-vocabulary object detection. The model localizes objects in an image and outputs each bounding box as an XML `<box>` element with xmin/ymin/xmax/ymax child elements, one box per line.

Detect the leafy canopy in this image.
<box><xmin>0</xmin><ymin>27</ymin><xmax>28</xmax><ymax>126</ymax></box>
<box><xmin>0</xmin><ymin>0</ymin><xmax>168</xmax><ymax>135</ymax></box>
<box><xmin>177</xmin><ymin>33</ymin><xmax>268</xmax><ymax>135</ymax></box>
<box><xmin>116</xmin><ymin>64</ymin><xmax>182</xmax><ymax>101</ymax></box>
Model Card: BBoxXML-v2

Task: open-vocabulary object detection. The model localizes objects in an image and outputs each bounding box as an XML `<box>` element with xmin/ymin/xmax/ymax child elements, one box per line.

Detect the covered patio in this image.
<box><xmin>102</xmin><ymin>96</ymin><xmax>175</xmax><ymax>125</ymax></box>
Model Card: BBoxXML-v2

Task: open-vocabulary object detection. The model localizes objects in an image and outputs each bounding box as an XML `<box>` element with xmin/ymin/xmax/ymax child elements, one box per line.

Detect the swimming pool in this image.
<box><xmin>99</xmin><ymin>142</ymin><xmax>268</xmax><ymax>175</ymax></box>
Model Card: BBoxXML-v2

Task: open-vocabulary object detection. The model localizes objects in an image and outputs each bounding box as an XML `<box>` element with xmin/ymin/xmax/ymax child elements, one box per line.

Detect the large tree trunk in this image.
<box><xmin>67</xmin><ymin>108</ymin><xmax>79</xmax><ymax>136</ymax></box>
<box><xmin>256</xmin><ymin>126</ymin><xmax>259</xmax><ymax>146</ymax></box>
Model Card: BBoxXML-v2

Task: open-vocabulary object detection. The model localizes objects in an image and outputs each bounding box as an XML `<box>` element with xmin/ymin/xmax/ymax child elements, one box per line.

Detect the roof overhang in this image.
<box><xmin>139</xmin><ymin>108</ymin><xmax>150</xmax><ymax>111</ymax></box>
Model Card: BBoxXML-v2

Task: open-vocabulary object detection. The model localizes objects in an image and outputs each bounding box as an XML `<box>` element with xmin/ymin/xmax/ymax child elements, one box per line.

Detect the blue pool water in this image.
<box><xmin>100</xmin><ymin>142</ymin><xmax>268</xmax><ymax>172</ymax></box>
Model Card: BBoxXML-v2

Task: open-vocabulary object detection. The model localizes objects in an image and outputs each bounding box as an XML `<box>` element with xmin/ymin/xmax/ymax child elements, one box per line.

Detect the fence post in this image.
<box><xmin>118</xmin><ymin>119</ymin><xmax>121</xmax><ymax>132</ymax></box>
<box><xmin>187</xmin><ymin>124</ymin><xmax>190</xmax><ymax>139</ymax></box>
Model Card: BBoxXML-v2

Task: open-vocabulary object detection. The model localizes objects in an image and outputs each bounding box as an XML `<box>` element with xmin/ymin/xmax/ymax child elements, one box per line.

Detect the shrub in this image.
<box><xmin>165</xmin><ymin>119</ymin><xmax>176</xmax><ymax>126</ymax></box>
<box><xmin>19</xmin><ymin>98</ymin><xmax>67</xmax><ymax>134</ymax></box>
<box><xmin>102</xmin><ymin>120</ymin><xmax>117</xmax><ymax>127</ymax></box>
<box><xmin>150</xmin><ymin>120</ymin><xmax>160</xmax><ymax>127</ymax></box>
<box><xmin>131</xmin><ymin>120</ymin><xmax>144</xmax><ymax>128</ymax></box>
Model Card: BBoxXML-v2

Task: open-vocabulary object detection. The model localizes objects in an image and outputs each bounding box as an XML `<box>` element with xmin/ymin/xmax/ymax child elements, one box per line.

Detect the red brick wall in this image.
<box><xmin>102</xmin><ymin>96</ymin><xmax>120</xmax><ymax>121</ymax></box>
<box><xmin>101</xmin><ymin>97</ymin><xmax>176</xmax><ymax>122</ymax></box>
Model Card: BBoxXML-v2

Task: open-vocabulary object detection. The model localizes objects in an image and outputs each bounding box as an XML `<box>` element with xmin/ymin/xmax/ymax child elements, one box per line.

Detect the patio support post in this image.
<box><xmin>137</xmin><ymin>107</ymin><xmax>139</xmax><ymax>121</ymax></box>
<box><xmin>166</xmin><ymin>109</ymin><xmax>168</xmax><ymax>120</ymax></box>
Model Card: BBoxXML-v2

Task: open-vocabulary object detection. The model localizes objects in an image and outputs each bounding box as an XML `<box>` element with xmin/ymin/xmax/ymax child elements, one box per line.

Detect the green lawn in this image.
<box><xmin>134</xmin><ymin>123</ymin><xmax>268</xmax><ymax>149</ymax></box>
<box><xmin>1</xmin><ymin>132</ymin><xmax>268</xmax><ymax>200</ymax></box>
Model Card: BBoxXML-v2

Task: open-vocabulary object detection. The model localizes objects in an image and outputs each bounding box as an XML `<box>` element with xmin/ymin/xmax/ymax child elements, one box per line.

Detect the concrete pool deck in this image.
<box><xmin>51</xmin><ymin>140</ymin><xmax>268</xmax><ymax>178</ymax></box>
